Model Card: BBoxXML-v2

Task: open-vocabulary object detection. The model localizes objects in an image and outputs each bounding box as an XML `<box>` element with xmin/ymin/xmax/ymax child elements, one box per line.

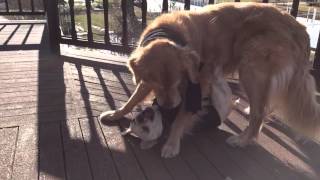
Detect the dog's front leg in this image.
<box><xmin>161</xmin><ymin>111</ymin><xmax>194</xmax><ymax>158</ymax></box>
<box><xmin>99</xmin><ymin>82</ymin><xmax>152</xmax><ymax>121</ymax></box>
<box><xmin>199</xmin><ymin>65</ymin><xmax>212</xmax><ymax>100</ymax></box>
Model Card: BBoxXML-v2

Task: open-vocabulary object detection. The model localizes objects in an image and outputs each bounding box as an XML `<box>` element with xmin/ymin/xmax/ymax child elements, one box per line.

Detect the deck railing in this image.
<box><xmin>48</xmin><ymin>0</ymin><xmax>320</xmax><ymax>68</ymax></box>
<box><xmin>1</xmin><ymin>0</ymin><xmax>318</xmax><ymax>69</ymax></box>
<box><xmin>0</xmin><ymin>0</ymin><xmax>45</xmax><ymax>15</ymax></box>
<box><xmin>57</xmin><ymin>0</ymin><xmax>148</xmax><ymax>54</ymax></box>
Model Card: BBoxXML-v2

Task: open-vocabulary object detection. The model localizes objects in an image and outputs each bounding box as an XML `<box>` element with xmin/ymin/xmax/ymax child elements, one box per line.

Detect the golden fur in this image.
<box><xmin>100</xmin><ymin>2</ymin><xmax>320</xmax><ymax>157</ymax></box>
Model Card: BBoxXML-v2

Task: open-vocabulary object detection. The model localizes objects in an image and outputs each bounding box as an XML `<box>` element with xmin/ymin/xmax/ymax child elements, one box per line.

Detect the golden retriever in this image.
<box><xmin>100</xmin><ymin>2</ymin><xmax>320</xmax><ymax>158</ymax></box>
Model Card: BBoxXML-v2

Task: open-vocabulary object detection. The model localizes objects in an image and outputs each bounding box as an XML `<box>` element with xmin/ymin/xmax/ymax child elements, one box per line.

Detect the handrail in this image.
<box><xmin>44</xmin><ymin>0</ymin><xmax>320</xmax><ymax>70</ymax></box>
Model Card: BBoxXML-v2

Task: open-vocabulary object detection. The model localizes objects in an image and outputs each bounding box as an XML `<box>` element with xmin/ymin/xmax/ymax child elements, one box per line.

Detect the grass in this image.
<box><xmin>73</xmin><ymin>4</ymin><xmax>151</xmax><ymax>42</ymax></box>
<box><xmin>74</xmin><ymin>6</ymin><xmax>123</xmax><ymax>42</ymax></box>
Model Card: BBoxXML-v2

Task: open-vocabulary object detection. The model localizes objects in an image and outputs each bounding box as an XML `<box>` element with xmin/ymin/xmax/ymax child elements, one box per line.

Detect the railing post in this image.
<box><xmin>141</xmin><ymin>0</ymin><xmax>147</xmax><ymax>29</ymax></box>
<box><xmin>69</xmin><ymin>0</ymin><xmax>77</xmax><ymax>41</ymax></box>
<box><xmin>314</xmin><ymin>32</ymin><xmax>320</xmax><ymax>71</ymax></box>
<box><xmin>121</xmin><ymin>0</ymin><xmax>128</xmax><ymax>46</ymax></box>
<box><xmin>31</xmin><ymin>0</ymin><xmax>34</xmax><ymax>12</ymax></box>
<box><xmin>162</xmin><ymin>0</ymin><xmax>168</xmax><ymax>13</ymax></box>
<box><xmin>103</xmin><ymin>0</ymin><xmax>110</xmax><ymax>44</ymax></box>
<box><xmin>46</xmin><ymin>0</ymin><xmax>61</xmax><ymax>55</ymax></box>
<box><xmin>185</xmin><ymin>0</ymin><xmax>190</xmax><ymax>10</ymax></box>
<box><xmin>4</xmin><ymin>0</ymin><xmax>8</xmax><ymax>12</ymax></box>
<box><xmin>290</xmin><ymin>0</ymin><xmax>300</xmax><ymax>18</ymax></box>
<box><xmin>85</xmin><ymin>0</ymin><xmax>93</xmax><ymax>42</ymax></box>
<box><xmin>18</xmin><ymin>0</ymin><xmax>22</xmax><ymax>12</ymax></box>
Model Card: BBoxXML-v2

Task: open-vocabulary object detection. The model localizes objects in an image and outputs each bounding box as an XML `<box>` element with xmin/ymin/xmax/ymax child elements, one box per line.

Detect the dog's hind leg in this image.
<box><xmin>227</xmin><ymin>61</ymin><xmax>271</xmax><ymax>147</ymax></box>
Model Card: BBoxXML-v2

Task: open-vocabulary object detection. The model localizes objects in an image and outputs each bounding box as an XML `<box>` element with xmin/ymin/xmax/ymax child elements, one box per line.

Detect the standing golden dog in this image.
<box><xmin>100</xmin><ymin>2</ymin><xmax>320</xmax><ymax>158</ymax></box>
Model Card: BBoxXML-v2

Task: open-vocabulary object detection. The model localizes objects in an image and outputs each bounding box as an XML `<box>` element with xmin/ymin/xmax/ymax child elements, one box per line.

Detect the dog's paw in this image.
<box><xmin>226</xmin><ymin>135</ymin><xmax>252</xmax><ymax>148</ymax></box>
<box><xmin>161</xmin><ymin>141</ymin><xmax>180</xmax><ymax>158</ymax></box>
<box><xmin>99</xmin><ymin>110</ymin><xmax>123</xmax><ymax>121</ymax></box>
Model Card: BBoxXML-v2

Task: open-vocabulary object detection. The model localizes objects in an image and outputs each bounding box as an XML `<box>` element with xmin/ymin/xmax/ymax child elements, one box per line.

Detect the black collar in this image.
<box><xmin>140</xmin><ymin>27</ymin><xmax>187</xmax><ymax>47</ymax></box>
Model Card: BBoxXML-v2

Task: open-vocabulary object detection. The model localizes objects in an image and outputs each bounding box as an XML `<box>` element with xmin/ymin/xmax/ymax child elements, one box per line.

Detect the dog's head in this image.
<box><xmin>128</xmin><ymin>40</ymin><xmax>200</xmax><ymax>109</ymax></box>
<box><xmin>122</xmin><ymin>105</ymin><xmax>163</xmax><ymax>142</ymax></box>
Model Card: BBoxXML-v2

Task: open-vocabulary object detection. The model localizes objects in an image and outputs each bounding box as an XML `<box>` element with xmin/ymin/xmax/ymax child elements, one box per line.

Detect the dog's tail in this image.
<box><xmin>278</xmin><ymin>67</ymin><xmax>320</xmax><ymax>140</ymax></box>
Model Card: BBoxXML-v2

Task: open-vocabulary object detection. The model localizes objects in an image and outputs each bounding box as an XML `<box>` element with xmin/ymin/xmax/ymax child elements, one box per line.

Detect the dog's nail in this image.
<box><xmin>120</xmin><ymin>128</ymin><xmax>132</xmax><ymax>136</ymax></box>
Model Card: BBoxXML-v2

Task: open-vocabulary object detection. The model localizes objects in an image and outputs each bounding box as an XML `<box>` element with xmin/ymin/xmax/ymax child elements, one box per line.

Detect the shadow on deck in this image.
<box><xmin>0</xmin><ymin>21</ymin><xmax>320</xmax><ymax>180</ymax></box>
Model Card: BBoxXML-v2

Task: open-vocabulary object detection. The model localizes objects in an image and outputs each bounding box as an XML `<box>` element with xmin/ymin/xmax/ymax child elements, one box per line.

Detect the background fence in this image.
<box><xmin>0</xmin><ymin>0</ymin><xmax>45</xmax><ymax>15</ymax></box>
<box><xmin>0</xmin><ymin>0</ymin><xmax>319</xmax><ymax>69</ymax></box>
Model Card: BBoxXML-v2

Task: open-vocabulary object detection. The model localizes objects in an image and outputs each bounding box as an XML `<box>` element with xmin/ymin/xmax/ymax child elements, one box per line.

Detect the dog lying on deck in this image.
<box><xmin>100</xmin><ymin>2</ymin><xmax>320</xmax><ymax>158</ymax></box>
<box><xmin>121</xmin><ymin>71</ymin><xmax>232</xmax><ymax>154</ymax></box>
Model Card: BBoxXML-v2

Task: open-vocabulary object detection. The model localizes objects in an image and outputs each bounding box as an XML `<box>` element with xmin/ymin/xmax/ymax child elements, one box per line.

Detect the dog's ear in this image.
<box><xmin>179</xmin><ymin>47</ymin><xmax>200</xmax><ymax>83</ymax></box>
<box><xmin>128</xmin><ymin>58</ymin><xmax>141</xmax><ymax>85</ymax></box>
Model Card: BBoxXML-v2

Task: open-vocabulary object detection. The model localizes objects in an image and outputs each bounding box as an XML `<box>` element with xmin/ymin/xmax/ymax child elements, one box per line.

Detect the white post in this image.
<box><xmin>313</xmin><ymin>8</ymin><xmax>317</xmax><ymax>23</ymax></box>
<box><xmin>307</xmin><ymin>7</ymin><xmax>311</xmax><ymax>22</ymax></box>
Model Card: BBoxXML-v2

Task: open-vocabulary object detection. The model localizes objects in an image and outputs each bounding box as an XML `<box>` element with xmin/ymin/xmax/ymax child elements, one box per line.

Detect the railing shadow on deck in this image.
<box><xmin>60</xmin><ymin>55</ymin><xmax>320</xmax><ymax>180</ymax></box>
<box><xmin>0</xmin><ymin>21</ymin><xmax>43</xmax><ymax>50</ymax></box>
<box><xmin>34</xmin><ymin>24</ymin><xmax>145</xmax><ymax>180</ymax></box>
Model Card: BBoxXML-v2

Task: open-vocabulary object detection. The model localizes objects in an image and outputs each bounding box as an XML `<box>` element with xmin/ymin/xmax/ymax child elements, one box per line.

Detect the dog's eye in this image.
<box><xmin>142</xmin><ymin>126</ymin><xmax>149</xmax><ymax>133</ymax></box>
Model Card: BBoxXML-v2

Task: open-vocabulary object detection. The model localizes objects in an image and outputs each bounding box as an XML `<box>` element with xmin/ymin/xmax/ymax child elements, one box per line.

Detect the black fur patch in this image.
<box><xmin>140</xmin><ymin>27</ymin><xmax>187</xmax><ymax>47</ymax></box>
<box><xmin>185</xmin><ymin>80</ymin><xmax>202</xmax><ymax>113</ymax></box>
<box><xmin>192</xmin><ymin>106</ymin><xmax>221</xmax><ymax>132</ymax></box>
<box><xmin>152</xmin><ymin>80</ymin><xmax>221</xmax><ymax>132</ymax></box>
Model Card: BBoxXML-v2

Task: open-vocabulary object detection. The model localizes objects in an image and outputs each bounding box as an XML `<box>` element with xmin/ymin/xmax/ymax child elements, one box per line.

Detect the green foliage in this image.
<box><xmin>92</xmin><ymin>0</ymin><xmax>104</xmax><ymax>8</ymax></box>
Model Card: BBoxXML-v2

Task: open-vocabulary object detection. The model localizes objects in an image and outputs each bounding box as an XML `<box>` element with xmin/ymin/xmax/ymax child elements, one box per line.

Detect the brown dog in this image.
<box><xmin>100</xmin><ymin>2</ymin><xmax>320</xmax><ymax>157</ymax></box>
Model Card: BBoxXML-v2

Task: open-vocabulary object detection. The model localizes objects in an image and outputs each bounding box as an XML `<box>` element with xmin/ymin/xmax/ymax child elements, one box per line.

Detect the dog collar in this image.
<box><xmin>140</xmin><ymin>27</ymin><xmax>187</xmax><ymax>47</ymax></box>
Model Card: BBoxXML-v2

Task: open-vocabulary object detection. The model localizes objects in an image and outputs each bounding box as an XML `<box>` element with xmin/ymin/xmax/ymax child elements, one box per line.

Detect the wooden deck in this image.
<box><xmin>1</xmin><ymin>21</ymin><xmax>320</xmax><ymax>180</ymax></box>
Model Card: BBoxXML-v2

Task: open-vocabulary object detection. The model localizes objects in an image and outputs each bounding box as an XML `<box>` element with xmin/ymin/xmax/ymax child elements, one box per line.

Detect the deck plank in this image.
<box><xmin>161</xmin><ymin>154</ymin><xmax>199</xmax><ymax>180</ymax></box>
<box><xmin>125</xmin><ymin>140</ymin><xmax>174</xmax><ymax>180</ymax></box>
<box><xmin>11</xmin><ymin>125</ymin><xmax>38</xmax><ymax>180</ymax></box>
<box><xmin>6</xmin><ymin>24</ymin><xmax>30</xmax><ymax>45</ymax></box>
<box><xmin>38</xmin><ymin>122</ymin><xmax>66</xmax><ymax>180</ymax></box>
<box><xmin>0</xmin><ymin>25</ymin><xmax>17</xmax><ymax>45</ymax></box>
<box><xmin>226</xmin><ymin>111</ymin><xmax>317</xmax><ymax>180</ymax></box>
<box><xmin>191</xmin><ymin>133</ymin><xmax>252</xmax><ymax>180</ymax></box>
<box><xmin>61</xmin><ymin>120</ymin><xmax>93</xmax><ymax>180</ymax></box>
<box><xmin>99</xmin><ymin>119</ymin><xmax>147</xmax><ymax>180</ymax></box>
<box><xmin>0</xmin><ymin>127</ymin><xmax>18</xmax><ymax>180</ymax></box>
<box><xmin>117</xmin><ymin>117</ymin><xmax>174</xmax><ymax>180</ymax></box>
<box><xmin>79</xmin><ymin>117</ymin><xmax>120</xmax><ymax>180</ymax></box>
<box><xmin>205</xmin><ymin>130</ymin><xmax>277</xmax><ymax>180</ymax></box>
<box><xmin>180</xmin><ymin>138</ymin><xmax>225</xmax><ymax>180</ymax></box>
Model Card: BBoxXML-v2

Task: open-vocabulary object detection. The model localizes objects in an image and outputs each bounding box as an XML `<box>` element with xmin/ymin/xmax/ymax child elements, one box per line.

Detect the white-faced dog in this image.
<box><xmin>121</xmin><ymin>105</ymin><xmax>163</xmax><ymax>149</ymax></box>
<box><xmin>123</xmin><ymin>74</ymin><xmax>233</xmax><ymax>150</ymax></box>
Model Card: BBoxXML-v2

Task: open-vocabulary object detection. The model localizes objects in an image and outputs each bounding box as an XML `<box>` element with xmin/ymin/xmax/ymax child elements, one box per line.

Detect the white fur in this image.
<box><xmin>129</xmin><ymin>105</ymin><xmax>163</xmax><ymax>141</ymax></box>
<box><xmin>269</xmin><ymin>65</ymin><xmax>320</xmax><ymax>140</ymax></box>
<box><xmin>211</xmin><ymin>68</ymin><xmax>233</xmax><ymax>122</ymax></box>
<box><xmin>145</xmin><ymin>105</ymin><xmax>163</xmax><ymax>141</ymax></box>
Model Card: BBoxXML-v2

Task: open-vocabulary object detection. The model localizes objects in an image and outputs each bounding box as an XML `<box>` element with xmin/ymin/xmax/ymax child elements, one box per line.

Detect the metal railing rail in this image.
<box><xmin>0</xmin><ymin>0</ymin><xmax>45</xmax><ymax>15</ymax></box>
<box><xmin>44</xmin><ymin>0</ymin><xmax>320</xmax><ymax>69</ymax></box>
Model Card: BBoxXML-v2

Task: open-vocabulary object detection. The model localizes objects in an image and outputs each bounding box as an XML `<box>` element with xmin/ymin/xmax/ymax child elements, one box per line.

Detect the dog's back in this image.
<box><xmin>151</xmin><ymin>3</ymin><xmax>319</xmax><ymax>140</ymax></box>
